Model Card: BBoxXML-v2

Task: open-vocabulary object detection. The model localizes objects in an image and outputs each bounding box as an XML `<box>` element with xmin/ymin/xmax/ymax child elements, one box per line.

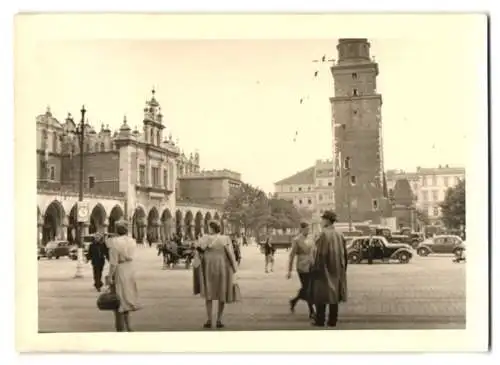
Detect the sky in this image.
<box><xmin>18</xmin><ymin>16</ymin><xmax>484</xmax><ymax>194</ymax></box>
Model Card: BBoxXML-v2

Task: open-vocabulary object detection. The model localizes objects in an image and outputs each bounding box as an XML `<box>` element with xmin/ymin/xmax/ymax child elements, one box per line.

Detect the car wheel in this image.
<box><xmin>398</xmin><ymin>252</ymin><xmax>410</xmax><ymax>264</ymax></box>
<box><xmin>56</xmin><ymin>256</ymin><xmax>60</xmax><ymax>259</ymax></box>
<box><xmin>348</xmin><ymin>252</ymin><xmax>361</xmax><ymax>264</ymax></box>
<box><xmin>453</xmin><ymin>248</ymin><xmax>464</xmax><ymax>257</ymax></box>
<box><xmin>417</xmin><ymin>247</ymin><xmax>429</xmax><ymax>257</ymax></box>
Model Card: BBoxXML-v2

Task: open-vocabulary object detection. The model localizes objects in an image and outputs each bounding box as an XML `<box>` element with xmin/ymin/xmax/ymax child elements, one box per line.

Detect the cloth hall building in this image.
<box><xmin>37</xmin><ymin>90</ymin><xmax>235</xmax><ymax>246</ymax></box>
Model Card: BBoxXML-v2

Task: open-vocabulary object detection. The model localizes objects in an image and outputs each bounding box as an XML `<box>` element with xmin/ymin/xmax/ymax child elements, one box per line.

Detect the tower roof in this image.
<box><xmin>336</xmin><ymin>38</ymin><xmax>371</xmax><ymax>63</ymax></box>
<box><xmin>393</xmin><ymin>178</ymin><xmax>414</xmax><ymax>206</ymax></box>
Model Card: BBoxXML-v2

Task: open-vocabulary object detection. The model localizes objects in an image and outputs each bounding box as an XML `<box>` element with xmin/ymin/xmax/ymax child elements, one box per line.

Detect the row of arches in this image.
<box><xmin>130</xmin><ymin>206</ymin><xmax>220</xmax><ymax>242</ymax></box>
<box><xmin>37</xmin><ymin>200</ymin><xmax>222</xmax><ymax>245</ymax></box>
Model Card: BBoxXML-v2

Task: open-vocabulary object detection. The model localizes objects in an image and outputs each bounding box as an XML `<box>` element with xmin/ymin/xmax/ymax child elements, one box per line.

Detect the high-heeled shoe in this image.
<box><xmin>203</xmin><ymin>321</ymin><xmax>212</xmax><ymax>329</ymax></box>
<box><xmin>216</xmin><ymin>321</ymin><xmax>224</xmax><ymax>329</ymax></box>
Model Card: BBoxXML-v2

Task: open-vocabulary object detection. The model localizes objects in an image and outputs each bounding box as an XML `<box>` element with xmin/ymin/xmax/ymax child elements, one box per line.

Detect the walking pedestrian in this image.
<box><xmin>86</xmin><ymin>232</ymin><xmax>109</xmax><ymax>292</ymax></box>
<box><xmin>263</xmin><ymin>235</ymin><xmax>276</xmax><ymax>273</ymax></box>
<box><xmin>193</xmin><ymin>220</ymin><xmax>238</xmax><ymax>329</ymax></box>
<box><xmin>287</xmin><ymin>222</ymin><xmax>315</xmax><ymax>320</ymax></box>
<box><xmin>310</xmin><ymin>210</ymin><xmax>348</xmax><ymax>328</ymax></box>
<box><xmin>106</xmin><ymin>219</ymin><xmax>141</xmax><ymax>332</ymax></box>
<box><xmin>231</xmin><ymin>236</ymin><xmax>242</xmax><ymax>266</ymax></box>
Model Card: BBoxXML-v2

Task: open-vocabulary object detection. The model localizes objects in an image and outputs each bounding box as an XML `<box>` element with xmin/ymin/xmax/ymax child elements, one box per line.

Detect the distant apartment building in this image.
<box><xmin>386</xmin><ymin>165</ymin><xmax>465</xmax><ymax>223</ymax></box>
<box><xmin>274</xmin><ymin>160</ymin><xmax>335</xmax><ymax>223</ymax></box>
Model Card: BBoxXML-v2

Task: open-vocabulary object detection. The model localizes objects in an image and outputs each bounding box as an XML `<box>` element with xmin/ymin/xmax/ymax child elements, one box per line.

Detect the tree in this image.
<box><xmin>224</xmin><ymin>185</ymin><xmax>302</xmax><ymax>235</ymax></box>
<box><xmin>223</xmin><ymin>183</ymin><xmax>270</xmax><ymax>234</ymax></box>
<box><xmin>415</xmin><ymin>208</ymin><xmax>430</xmax><ymax>226</ymax></box>
<box><xmin>439</xmin><ymin>179</ymin><xmax>466</xmax><ymax>230</ymax></box>
<box><xmin>267</xmin><ymin>198</ymin><xmax>302</xmax><ymax>232</ymax></box>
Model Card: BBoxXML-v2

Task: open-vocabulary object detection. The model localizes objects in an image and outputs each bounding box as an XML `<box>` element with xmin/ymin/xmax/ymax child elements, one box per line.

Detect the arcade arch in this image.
<box><xmin>67</xmin><ymin>204</ymin><xmax>78</xmax><ymax>243</ymax></box>
<box><xmin>175</xmin><ymin>210</ymin><xmax>183</xmax><ymax>237</ymax></box>
<box><xmin>184</xmin><ymin>211</ymin><xmax>194</xmax><ymax>240</ymax></box>
<box><xmin>108</xmin><ymin>205</ymin><xmax>124</xmax><ymax>234</ymax></box>
<box><xmin>160</xmin><ymin>209</ymin><xmax>173</xmax><ymax>241</ymax></box>
<box><xmin>132</xmin><ymin>206</ymin><xmax>146</xmax><ymax>243</ymax></box>
<box><xmin>89</xmin><ymin>203</ymin><xmax>107</xmax><ymax>234</ymax></box>
<box><xmin>147</xmin><ymin>207</ymin><xmax>160</xmax><ymax>243</ymax></box>
<box><xmin>194</xmin><ymin>211</ymin><xmax>203</xmax><ymax>238</ymax></box>
<box><xmin>42</xmin><ymin>200</ymin><xmax>65</xmax><ymax>244</ymax></box>
<box><xmin>204</xmin><ymin>212</ymin><xmax>212</xmax><ymax>233</ymax></box>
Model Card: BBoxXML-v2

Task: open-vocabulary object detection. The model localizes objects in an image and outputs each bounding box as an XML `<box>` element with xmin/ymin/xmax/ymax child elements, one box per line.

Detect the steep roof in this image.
<box><xmin>275</xmin><ymin>166</ymin><xmax>315</xmax><ymax>185</ymax></box>
<box><xmin>393</xmin><ymin>178</ymin><xmax>415</xmax><ymax>206</ymax></box>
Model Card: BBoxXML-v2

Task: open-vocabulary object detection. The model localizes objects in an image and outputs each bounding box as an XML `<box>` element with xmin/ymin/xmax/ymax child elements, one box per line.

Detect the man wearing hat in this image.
<box><xmin>309</xmin><ymin>210</ymin><xmax>348</xmax><ymax>327</ymax></box>
<box><xmin>86</xmin><ymin>231</ymin><xmax>109</xmax><ymax>292</ymax></box>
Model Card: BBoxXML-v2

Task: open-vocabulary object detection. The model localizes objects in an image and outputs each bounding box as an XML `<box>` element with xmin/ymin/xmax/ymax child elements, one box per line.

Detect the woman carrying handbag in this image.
<box><xmin>97</xmin><ymin>219</ymin><xmax>141</xmax><ymax>332</ymax></box>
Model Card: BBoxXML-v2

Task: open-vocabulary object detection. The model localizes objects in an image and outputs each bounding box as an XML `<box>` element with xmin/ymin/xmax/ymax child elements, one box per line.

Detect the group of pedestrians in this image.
<box><xmin>86</xmin><ymin>209</ymin><xmax>347</xmax><ymax>331</ymax></box>
<box><xmin>286</xmin><ymin>210</ymin><xmax>348</xmax><ymax>327</ymax></box>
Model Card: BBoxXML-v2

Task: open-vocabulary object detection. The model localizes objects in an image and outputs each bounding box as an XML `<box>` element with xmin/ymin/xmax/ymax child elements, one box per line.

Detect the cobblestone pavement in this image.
<box><xmin>38</xmin><ymin>244</ymin><xmax>466</xmax><ymax>332</ymax></box>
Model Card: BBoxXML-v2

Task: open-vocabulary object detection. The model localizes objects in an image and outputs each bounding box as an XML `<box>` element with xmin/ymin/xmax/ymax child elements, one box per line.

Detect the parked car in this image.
<box><xmin>416</xmin><ymin>235</ymin><xmax>465</xmax><ymax>257</ymax></box>
<box><xmin>347</xmin><ymin>236</ymin><xmax>413</xmax><ymax>264</ymax></box>
<box><xmin>389</xmin><ymin>234</ymin><xmax>412</xmax><ymax>245</ymax></box>
<box><xmin>37</xmin><ymin>245</ymin><xmax>46</xmax><ymax>260</ymax></box>
<box><xmin>44</xmin><ymin>240</ymin><xmax>72</xmax><ymax>259</ymax></box>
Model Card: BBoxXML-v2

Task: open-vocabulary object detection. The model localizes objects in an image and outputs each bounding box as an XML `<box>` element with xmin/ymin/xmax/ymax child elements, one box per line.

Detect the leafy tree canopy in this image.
<box><xmin>439</xmin><ymin>179</ymin><xmax>466</xmax><ymax>230</ymax></box>
<box><xmin>223</xmin><ymin>184</ymin><xmax>301</xmax><ymax>232</ymax></box>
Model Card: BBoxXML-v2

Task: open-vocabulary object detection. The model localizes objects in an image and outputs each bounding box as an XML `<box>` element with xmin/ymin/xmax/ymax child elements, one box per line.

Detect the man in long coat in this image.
<box><xmin>310</xmin><ymin>210</ymin><xmax>348</xmax><ymax>327</ymax></box>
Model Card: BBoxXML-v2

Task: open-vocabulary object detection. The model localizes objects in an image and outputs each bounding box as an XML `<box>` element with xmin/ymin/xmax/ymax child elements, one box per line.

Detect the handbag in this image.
<box><xmin>231</xmin><ymin>282</ymin><xmax>242</xmax><ymax>302</ymax></box>
<box><xmin>97</xmin><ymin>286</ymin><xmax>120</xmax><ymax>311</ymax></box>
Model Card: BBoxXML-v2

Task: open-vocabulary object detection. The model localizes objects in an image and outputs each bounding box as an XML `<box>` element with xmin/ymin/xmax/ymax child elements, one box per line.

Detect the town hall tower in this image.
<box><xmin>330</xmin><ymin>38</ymin><xmax>390</xmax><ymax>224</ymax></box>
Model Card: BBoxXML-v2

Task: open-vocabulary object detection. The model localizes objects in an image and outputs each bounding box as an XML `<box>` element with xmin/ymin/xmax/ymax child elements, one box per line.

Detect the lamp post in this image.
<box><xmin>67</xmin><ymin>105</ymin><xmax>87</xmax><ymax>279</ymax></box>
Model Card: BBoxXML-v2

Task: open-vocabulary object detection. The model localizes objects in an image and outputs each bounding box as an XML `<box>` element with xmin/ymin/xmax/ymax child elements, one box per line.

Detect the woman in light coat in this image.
<box><xmin>194</xmin><ymin>220</ymin><xmax>238</xmax><ymax>329</ymax></box>
<box><xmin>106</xmin><ymin>219</ymin><xmax>141</xmax><ymax>331</ymax></box>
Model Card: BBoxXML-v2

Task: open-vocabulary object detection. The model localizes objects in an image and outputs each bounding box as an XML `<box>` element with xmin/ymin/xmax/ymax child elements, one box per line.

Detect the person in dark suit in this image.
<box><xmin>87</xmin><ymin>232</ymin><xmax>109</xmax><ymax>292</ymax></box>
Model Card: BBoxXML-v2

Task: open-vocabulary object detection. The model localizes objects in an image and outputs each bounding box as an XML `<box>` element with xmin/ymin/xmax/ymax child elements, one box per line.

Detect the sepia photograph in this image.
<box><xmin>14</xmin><ymin>13</ymin><xmax>488</xmax><ymax>352</ymax></box>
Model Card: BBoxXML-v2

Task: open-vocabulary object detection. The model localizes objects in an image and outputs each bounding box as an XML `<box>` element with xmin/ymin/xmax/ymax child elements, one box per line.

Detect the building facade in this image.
<box><xmin>386</xmin><ymin>165</ymin><xmax>465</xmax><ymax>223</ymax></box>
<box><xmin>331</xmin><ymin>38</ymin><xmax>391</xmax><ymax>223</ymax></box>
<box><xmin>274</xmin><ymin>159</ymin><xmax>335</xmax><ymax>225</ymax></box>
<box><xmin>177</xmin><ymin>169</ymin><xmax>242</xmax><ymax>207</ymax></box>
<box><xmin>37</xmin><ymin>90</ymin><xmax>224</xmax><ymax>246</ymax></box>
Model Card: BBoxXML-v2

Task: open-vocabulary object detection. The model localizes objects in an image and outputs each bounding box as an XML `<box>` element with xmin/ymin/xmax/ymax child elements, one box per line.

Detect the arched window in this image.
<box><xmin>85</xmin><ymin>143</ymin><xmax>90</xmax><ymax>152</ymax></box>
<box><xmin>95</xmin><ymin>143</ymin><xmax>99</xmax><ymax>152</ymax></box>
<box><xmin>150</xmin><ymin>129</ymin><xmax>154</xmax><ymax>144</ymax></box>
<box><xmin>100</xmin><ymin>142</ymin><xmax>105</xmax><ymax>152</ymax></box>
<box><xmin>157</xmin><ymin>131</ymin><xmax>161</xmax><ymax>146</ymax></box>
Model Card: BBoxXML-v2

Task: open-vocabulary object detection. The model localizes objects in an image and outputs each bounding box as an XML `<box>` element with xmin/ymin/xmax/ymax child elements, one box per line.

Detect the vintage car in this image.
<box><xmin>416</xmin><ymin>235</ymin><xmax>465</xmax><ymax>257</ymax></box>
<box><xmin>389</xmin><ymin>234</ymin><xmax>413</xmax><ymax>245</ymax></box>
<box><xmin>43</xmin><ymin>240</ymin><xmax>72</xmax><ymax>259</ymax></box>
<box><xmin>347</xmin><ymin>236</ymin><xmax>413</xmax><ymax>264</ymax></box>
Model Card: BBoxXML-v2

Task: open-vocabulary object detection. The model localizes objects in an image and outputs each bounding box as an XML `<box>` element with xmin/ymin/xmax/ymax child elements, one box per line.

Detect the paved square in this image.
<box><xmin>38</xmin><ymin>244</ymin><xmax>465</xmax><ymax>332</ymax></box>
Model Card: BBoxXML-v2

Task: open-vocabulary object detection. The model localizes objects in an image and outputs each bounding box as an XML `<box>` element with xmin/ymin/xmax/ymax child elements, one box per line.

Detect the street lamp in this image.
<box><xmin>66</xmin><ymin>105</ymin><xmax>87</xmax><ymax>279</ymax></box>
